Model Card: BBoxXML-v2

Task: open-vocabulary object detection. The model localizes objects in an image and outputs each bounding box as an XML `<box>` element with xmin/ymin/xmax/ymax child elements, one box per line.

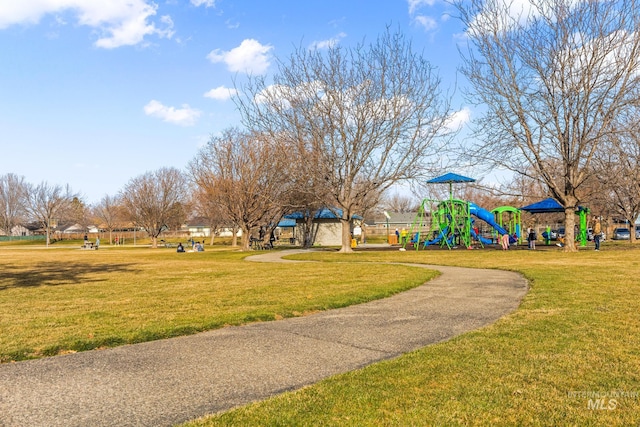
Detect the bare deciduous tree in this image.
<box><xmin>190</xmin><ymin>128</ymin><xmax>292</xmax><ymax>251</ymax></box>
<box><xmin>24</xmin><ymin>182</ymin><xmax>76</xmax><ymax>246</ymax></box>
<box><xmin>383</xmin><ymin>192</ymin><xmax>418</xmax><ymax>214</ymax></box>
<box><xmin>0</xmin><ymin>173</ymin><xmax>28</xmax><ymax>238</ymax></box>
<box><xmin>237</xmin><ymin>27</ymin><xmax>451</xmax><ymax>252</ymax></box>
<box><xmin>284</xmin><ymin>184</ymin><xmax>326</xmax><ymax>249</ymax></box>
<box><xmin>164</xmin><ymin>201</ymin><xmax>190</xmax><ymax>238</ymax></box>
<box><xmin>592</xmin><ymin>114</ymin><xmax>640</xmax><ymax>242</ymax></box>
<box><xmin>277</xmin><ymin>143</ymin><xmax>329</xmax><ymax>248</ymax></box>
<box><xmin>120</xmin><ymin>167</ymin><xmax>189</xmax><ymax>248</ymax></box>
<box><xmin>68</xmin><ymin>197</ymin><xmax>92</xmax><ymax>233</ymax></box>
<box><xmin>191</xmin><ymin>187</ymin><xmax>228</xmax><ymax>245</ymax></box>
<box><xmin>456</xmin><ymin>0</ymin><xmax>640</xmax><ymax>251</ymax></box>
<box><xmin>93</xmin><ymin>194</ymin><xmax>126</xmax><ymax>245</ymax></box>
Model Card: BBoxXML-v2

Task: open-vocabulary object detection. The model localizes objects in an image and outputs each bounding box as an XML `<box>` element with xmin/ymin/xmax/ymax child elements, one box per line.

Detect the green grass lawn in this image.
<box><xmin>0</xmin><ymin>246</ymin><xmax>436</xmax><ymax>362</ymax></box>
<box><xmin>3</xmin><ymin>242</ymin><xmax>639</xmax><ymax>425</ymax></box>
<box><xmin>184</xmin><ymin>245</ymin><xmax>640</xmax><ymax>426</ymax></box>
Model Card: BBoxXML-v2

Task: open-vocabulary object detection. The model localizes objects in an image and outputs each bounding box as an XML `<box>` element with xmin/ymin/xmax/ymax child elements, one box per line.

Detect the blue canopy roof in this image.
<box><xmin>520</xmin><ymin>198</ymin><xmax>564</xmax><ymax>213</ymax></box>
<box><xmin>277</xmin><ymin>218</ymin><xmax>296</xmax><ymax>228</ymax></box>
<box><xmin>427</xmin><ymin>172</ymin><xmax>476</xmax><ymax>184</ymax></box>
<box><xmin>285</xmin><ymin>208</ymin><xmax>362</xmax><ymax>220</ymax></box>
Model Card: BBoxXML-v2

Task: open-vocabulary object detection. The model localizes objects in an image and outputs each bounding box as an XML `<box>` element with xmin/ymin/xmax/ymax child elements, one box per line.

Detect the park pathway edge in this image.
<box><xmin>0</xmin><ymin>249</ymin><xmax>528</xmax><ymax>427</ymax></box>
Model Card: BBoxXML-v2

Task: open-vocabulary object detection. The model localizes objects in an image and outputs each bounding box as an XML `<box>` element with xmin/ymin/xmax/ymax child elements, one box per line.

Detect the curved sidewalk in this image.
<box><xmin>0</xmin><ymin>250</ymin><xmax>528</xmax><ymax>427</ymax></box>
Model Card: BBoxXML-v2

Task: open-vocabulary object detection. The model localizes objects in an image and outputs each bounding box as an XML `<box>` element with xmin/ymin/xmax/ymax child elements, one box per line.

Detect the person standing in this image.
<box><xmin>400</xmin><ymin>228</ymin><xmax>408</xmax><ymax>245</ymax></box>
<box><xmin>594</xmin><ymin>219</ymin><xmax>602</xmax><ymax>251</ymax></box>
<box><xmin>527</xmin><ymin>228</ymin><xmax>536</xmax><ymax>250</ymax></box>
<box><xmin>501</xmin><ymin>233</ymin><xmax>510</xmax><ymax>250</ymax></box>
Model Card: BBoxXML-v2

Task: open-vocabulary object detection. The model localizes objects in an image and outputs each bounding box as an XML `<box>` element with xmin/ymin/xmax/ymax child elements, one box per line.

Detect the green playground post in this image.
<box><xmin>577</xmin><ymin>207</ymin><xmax>590</xmax><ymax>247</ymax></box>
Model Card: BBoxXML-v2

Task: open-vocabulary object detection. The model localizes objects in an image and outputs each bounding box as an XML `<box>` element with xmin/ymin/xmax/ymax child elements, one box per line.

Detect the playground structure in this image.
<box><xmin>401</xmin><ymin>173</ymin><xmax>594</xmax><ymax>250</ymax></box>
<box><xmin>404</xmin><ymin>197</ymin><xmax>521</xmax><ymax>250</ymax></box>
<box><xmin>401</xmin><ymin>173</ymin><xmax>522</xmax><ymax>250</ymax></box>
<box><xmin>577</xmin><ymin>206</ymin><xmax>590</xmax><ymax>246</ymax></box>
<box><xmin>491</xmin><ymin>206</ymin><xmax>522</xmax><ymax>244</ymax></box>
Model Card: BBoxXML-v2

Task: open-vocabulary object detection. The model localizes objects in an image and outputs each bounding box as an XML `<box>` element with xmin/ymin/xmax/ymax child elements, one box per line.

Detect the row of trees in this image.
<box><xmin>5</xmin><ymin>0</ymin><xmax>640</xmax><ymax>253</ymax></box>
<box><xmin>191</xmin><ymin>29</ymin><xmax>453</xmax><ymax>252</ymax></box>
<box><xmin>194</xmin><ymin>0</ymin><xmax>640</xmax><ymax>253</ymax></box>
<box><xmin>0</xmin><ymin>174</ymin><xmax>79</xmax><ymax>246</ymax></box>
<box><xmin>0</xmin><ymin>169</ymin><xmax>190</xmax><ymax>249</ymax></box>
<box><xmin>3</xmin><ymin>28</ymin><xmax>453</xmax><ymax>253</ymax></box>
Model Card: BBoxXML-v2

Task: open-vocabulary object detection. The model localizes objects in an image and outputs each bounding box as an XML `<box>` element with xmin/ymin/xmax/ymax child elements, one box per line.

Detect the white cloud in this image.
<box><xmin>0</xmin><ymin>0</ymin><xmax>174</xmax><ymax>48</ymax></box>
<box><xmin>207</xmin><ymin>39</ymin><xmax>273</xmax><ymax>75</ymax></box>
<box><xmin>225</xmin><ymin>19</ymin><xmax>239</xmax><ymax>29</ymax></box>
<box><xmin>143</xmin><ymin>100</ymin><xmax>201</xmax><ymax>126</ymax></box>
<box><xmin>407</xmin><ymin>0</ymin><xmax>439</xmax><ymax>32</ymax></box>
<box><xmin>407</xmin><ymin>0</ymin><xmax>436</xmax><ymax>15</ymax></box>
<box><xmin>254</xmin><ymin>81</ymin><xmax>324</xmax><ymax>108</ymax></box>
<box><xmin>190</xmin><ymin>0</ymin><xmax>216</xmax><ymax>7</ymax></box>
<box><xmin>414</xmin><ymin>15</ymin><xmax>438</xmax><ymax>31</ymax></box>
<box><xmin>445</xmin><ymin>107</ymin><xmax>471</xmax><ymax>131</ymax></box>
<box><xmin>253</xmin><ymin>84</ymin><xmax>292</xmax><ymax>108</ymax></box>
<box><xmin>310</xmin><ymin>32</ymin><xmax>347</xmax><ymax>50</ymax></box>
<box><xmin>468</xmin><ymin>0</ymin><xmax>540</xmax><ymax>36</ymax></box>
<box><xmin>204</xmin><ymin>86</ymin><xmax>238</xmax><ymax>101</ymax></box>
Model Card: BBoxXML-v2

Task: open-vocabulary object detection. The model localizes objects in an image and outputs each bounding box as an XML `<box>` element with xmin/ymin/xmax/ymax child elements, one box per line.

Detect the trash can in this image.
<box><xmin>388</xmin><ymin>235</ymin><xmax>398</xmax><ymax>244</ymax></box>
<box><xmin>351</xmin><ymin>238</ymin><xmax>357</xmax><ymax>248</ymax></box>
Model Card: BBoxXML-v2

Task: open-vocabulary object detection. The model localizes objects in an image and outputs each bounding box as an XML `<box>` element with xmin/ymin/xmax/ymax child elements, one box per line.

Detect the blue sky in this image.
<box><xmin>0</xmin><ymin>0</ymin><xmax>470</xmax><ymax>204</ymax></box>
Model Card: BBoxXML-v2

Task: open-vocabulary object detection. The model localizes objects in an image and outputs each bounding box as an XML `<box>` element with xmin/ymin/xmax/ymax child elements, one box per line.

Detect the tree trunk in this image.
<box><xmin>302</xmin><ymin>216</ymin><xmax>318</xmax><ymax>248</ymax></box>
<box><xmin>339</xmin><ymin>218</ymin><xmax>353</xmax><ymax>253</ymax></box>
<box><xmin>623</xmin><ymin>216</ymin><xmax>636</xmax><ymax>244</ymax></box>
<box><xmin>564</xmin><ymin>207</ymin><xmax>577</xmax><ymax>252</ymax></box>
<box><xmin>232</xmin><ymin>226</ymin><xmax>238</xmax><ymax>248</ymax></box>
<box><xmin>151</xmin><ymin>235</ymin><xmax>158</xmax><ymax>249</ymax></box>
<box><xmin>241</xmin><ymin>227</ymin><xmax>250</xmax><ymax>251</ymax></box>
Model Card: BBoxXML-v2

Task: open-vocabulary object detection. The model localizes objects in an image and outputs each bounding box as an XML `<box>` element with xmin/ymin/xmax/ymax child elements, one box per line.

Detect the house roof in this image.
<box><xmin>370</xmin><ymin>212</ymin><xmax>419</xmax><ymax>225</ymax></box>
<box><xmin>56</xmin><ymin>222</ymin><xmax>82</xmax><ymax>232</ymax></box>
<box><xmin>186</xmin><ymin>217</ymin><xmax>210</xmax><ymax>227</ymax></box>
<box><xmin>22</xmin><ymin>222</ymin><xmax>42</xmax><ymax>231</ymax></box>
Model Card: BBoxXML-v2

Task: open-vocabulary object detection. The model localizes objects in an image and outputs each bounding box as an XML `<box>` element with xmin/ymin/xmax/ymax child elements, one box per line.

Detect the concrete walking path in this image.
<box><xmin>0</xmin><ymin>250</ymin><xmax>528</xmax><ymax>427</ymax></box>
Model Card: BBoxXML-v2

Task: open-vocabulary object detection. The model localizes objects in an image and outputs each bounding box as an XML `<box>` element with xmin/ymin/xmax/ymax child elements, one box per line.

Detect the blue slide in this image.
<box><xmin>469</xmin><ymin>202</ymin><xmax>517</xmax><ymax>244</ymax></box>
<box><xmin>470</xmin><ymin>226</ymin><xmax>493</xmax><ymax>245</ymax></box>
<box><xmin>424</xmin><ymin>226</ymin><xmax>452</xmax><ymax>246</ymax></box>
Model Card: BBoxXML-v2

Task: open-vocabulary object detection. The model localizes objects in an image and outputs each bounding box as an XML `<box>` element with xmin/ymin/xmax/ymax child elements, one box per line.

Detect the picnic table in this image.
<box><xmin>250</xmin><ymin>237</ymin><xmax>275</xmax><ymax>250</ymax></box>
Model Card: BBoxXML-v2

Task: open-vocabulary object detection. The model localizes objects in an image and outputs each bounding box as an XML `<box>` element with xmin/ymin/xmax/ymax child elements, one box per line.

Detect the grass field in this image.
<box><xmin>2</xmin><ymin>241</ymin><xmax>639</xmax><ymax>425</ymax></box>
<box><xmin>0</xmin><ymin>245</ymin><xmax>436</xmax><ymax>363</ymax></box>
<box><xmin>184</xmin><ymin>245</ymin><xmax>640</xmax><ymax>426</ymax></box>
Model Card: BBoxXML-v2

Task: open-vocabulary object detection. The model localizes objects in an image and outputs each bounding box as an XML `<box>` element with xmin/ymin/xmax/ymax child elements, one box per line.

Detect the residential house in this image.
<box><xmin>185</xmin><ymin>217</ymin><xmax>212</xmax><ymax>238</ymax></box>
